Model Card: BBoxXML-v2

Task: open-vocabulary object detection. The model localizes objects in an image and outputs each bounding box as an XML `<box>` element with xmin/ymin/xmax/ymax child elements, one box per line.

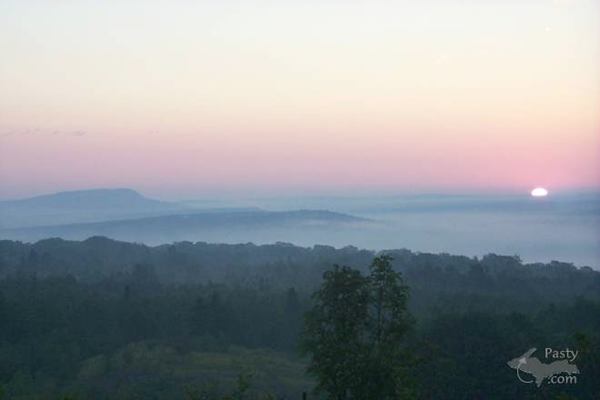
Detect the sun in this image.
<box><xmin>531</xmin><ymin>187</ymin><xmax>549</xmax><ymax>197</ymax></box>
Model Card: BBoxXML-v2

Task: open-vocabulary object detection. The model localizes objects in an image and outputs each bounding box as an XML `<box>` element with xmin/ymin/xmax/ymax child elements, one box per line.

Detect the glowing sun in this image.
<box><xmin>531</xmin><ymin>187</ymin><xmax>549</xmax><ymax>197</ymax></box>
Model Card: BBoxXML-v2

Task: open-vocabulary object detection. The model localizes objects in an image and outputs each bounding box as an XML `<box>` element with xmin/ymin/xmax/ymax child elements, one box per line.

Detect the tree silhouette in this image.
<box><xmin>302</xmin><ymin>256</ymin><xmax>414</xmax><ymax>399</ymax></box>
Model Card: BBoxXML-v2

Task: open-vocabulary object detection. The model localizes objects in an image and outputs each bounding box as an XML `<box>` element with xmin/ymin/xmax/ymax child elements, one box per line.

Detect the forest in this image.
<box><xmin>0</xmin><ymin>237</ymin><xmax>599</xmax><ymax>399</ymax></box>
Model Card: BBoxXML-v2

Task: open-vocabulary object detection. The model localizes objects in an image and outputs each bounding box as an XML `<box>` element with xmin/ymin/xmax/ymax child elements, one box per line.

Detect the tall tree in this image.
<box><xmin>362</xmin><ymin>255</ymin><xmax>414</xmax><ymax>399</ymax></box>
<box><xmin>302</xmin><ymin>265</ymin><xmax>370</xmax><ymax>399</ymax></box>
<box><xmin>302</xmin><ymin>256</ymin><xmax>414</xmax><ymax>399</ymax></box>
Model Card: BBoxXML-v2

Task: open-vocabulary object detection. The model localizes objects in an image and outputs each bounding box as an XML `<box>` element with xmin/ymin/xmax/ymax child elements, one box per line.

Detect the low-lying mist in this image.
<box><xmin>1</xmin><ymin>189</ymin><xmax>598</xmax><ymax>268</ymax></box>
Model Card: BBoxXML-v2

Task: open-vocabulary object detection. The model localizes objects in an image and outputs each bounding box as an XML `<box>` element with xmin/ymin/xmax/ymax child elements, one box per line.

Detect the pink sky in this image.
<box><xmin>1</xmin><ymin>1</ymin><xmax>599</xmax><ymax>199</ymax></box>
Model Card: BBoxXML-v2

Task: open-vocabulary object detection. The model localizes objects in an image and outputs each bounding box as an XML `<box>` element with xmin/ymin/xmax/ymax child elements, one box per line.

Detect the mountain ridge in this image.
<box><xmin>0</xmin><ymin>188</ymin><xmax>167</xmax><ymax>207</ymax></box>
<box><xmin>0</xmin><ymin>208</ymin><xmax>369</xmax><ymax>244</ymax></box>
<box><xmin>0</xmin><ymin>188</ymin><xmax>185</xmax><ymax>229</ymax></box>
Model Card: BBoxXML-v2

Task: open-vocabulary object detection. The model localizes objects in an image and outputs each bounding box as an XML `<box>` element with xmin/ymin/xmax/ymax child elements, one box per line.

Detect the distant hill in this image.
<box><xmin>0</xmin><ymin>188</ymin><xmax>167</xmax><ymax>209</ymax></box>
<box><xmin>0</xmin><ymin>209</ymin><xmax>368</xmax><ymax>244</ymax></box>
<box><xmin>0</xmin><ymin>188</ymin><xmax>186</xmax><ymax>228</ymax></box>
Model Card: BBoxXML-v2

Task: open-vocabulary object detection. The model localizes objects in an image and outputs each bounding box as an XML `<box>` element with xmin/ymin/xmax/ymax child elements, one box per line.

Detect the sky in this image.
<box><xmin>1</xmin><ymin>0</ymin><xmax>599</xmax><ymax>200</ymax></box>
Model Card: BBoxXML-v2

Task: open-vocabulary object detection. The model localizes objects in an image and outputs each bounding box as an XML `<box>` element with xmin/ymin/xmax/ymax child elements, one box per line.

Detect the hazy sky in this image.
<box><xmin>1</xmin><ymin>0</ymin><xmax>599</xmax><ymax>199</ymax></box>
